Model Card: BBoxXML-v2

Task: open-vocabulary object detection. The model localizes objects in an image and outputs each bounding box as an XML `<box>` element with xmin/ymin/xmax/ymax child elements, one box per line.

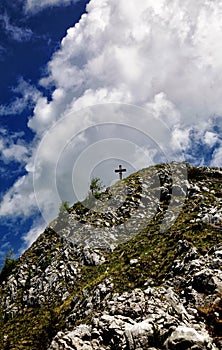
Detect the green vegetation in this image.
<box><xmin>59</xmin><ymin>201</ymin><xmax>70</xmax><ymax>215</ymax></box>
<box><xmin>89</xmin><ymin>177</ymin><xmax>104</xmax><ymax>197</ymax></box>
<box><xmin>1</xmin><ymin>211</ymin><xmax>219</xmax><ymax>349</ymax></box>
<box><xmin>55</xmin><ymin>201</ymin><xmax>70</xmax><ymax>230</ymax></box>
<box><xmin>84</xmin><ymin>177</ymin><xmax>105</xmax><ymax>208</ymax></box>
<box><xmin>0</xmin><ymin>163</ymin><xmax>221</xmax><ymax>349</ymax></box>
<box><xmin>0</xmin><ymin>250</ymin><xmax>17</xmax><ymax>284</ymax></box>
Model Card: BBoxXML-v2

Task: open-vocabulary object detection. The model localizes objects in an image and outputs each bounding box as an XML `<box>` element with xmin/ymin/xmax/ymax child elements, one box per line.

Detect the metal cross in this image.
<box><xmin>115</xmin><ymin>164</ymin><xmax>126</xmax><ymax>180</ymax></box>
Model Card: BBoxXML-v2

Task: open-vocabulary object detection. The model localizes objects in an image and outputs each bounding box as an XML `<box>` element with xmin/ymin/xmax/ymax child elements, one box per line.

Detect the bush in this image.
<box><xmin>89</xmin><ymin>177</ymin><xmax>104</xmax><ymax>196</ymax></box>
<box><xmin>0</xmin><ymin>250</ymin><xmax>17</xmax><ymax>283</ymax></box>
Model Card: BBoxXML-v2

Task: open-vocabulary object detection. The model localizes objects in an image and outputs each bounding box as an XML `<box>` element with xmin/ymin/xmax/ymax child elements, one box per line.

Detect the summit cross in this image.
<box><xmin>115</xmin><ymin>164</ymin><xmax>126</xmax><ymax>180</ymax></box>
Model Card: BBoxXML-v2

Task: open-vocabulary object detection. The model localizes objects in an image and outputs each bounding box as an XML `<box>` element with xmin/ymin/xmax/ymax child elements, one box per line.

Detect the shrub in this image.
<box><xmin>0</xmin><ymin>250</ymin><xmax>17</xmax><ymax>283</ymax></box>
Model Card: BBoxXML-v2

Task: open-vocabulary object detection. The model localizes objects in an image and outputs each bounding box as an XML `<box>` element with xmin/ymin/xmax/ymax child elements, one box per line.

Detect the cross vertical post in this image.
<box><xmin>115</xmin><ymin>164</ymin><xmax>126</xmax><ymax>180</ymax></box>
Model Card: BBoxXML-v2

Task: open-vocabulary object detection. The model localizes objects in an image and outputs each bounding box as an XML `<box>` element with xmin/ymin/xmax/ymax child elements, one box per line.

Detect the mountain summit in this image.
<box><xmin>0</xmin><ymin>163</ymin><xmax>221</xmax><ymax>350</ymax></box>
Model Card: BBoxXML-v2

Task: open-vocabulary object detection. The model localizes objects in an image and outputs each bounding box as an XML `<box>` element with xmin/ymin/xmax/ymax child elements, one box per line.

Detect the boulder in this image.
<box><xmin>164</xmin><ymin>326</ymin><xmax>214</xmax><ymax>350</ymax></box>
<box><xmin>125</xmin><ymin>320</ymin><xmax>154</xmax><ymax>350</ymax></box>
<box><xmin>192</xmin><ymin>269</ymin><xmax>217</xmax><ymax>294</ymax></box>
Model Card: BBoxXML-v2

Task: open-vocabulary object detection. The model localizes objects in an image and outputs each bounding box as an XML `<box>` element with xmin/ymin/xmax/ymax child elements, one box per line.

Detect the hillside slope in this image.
<box><xmin>0</xmin><ymin>163</ymin><xmax>221</xmax><ymax>350</ymax></box>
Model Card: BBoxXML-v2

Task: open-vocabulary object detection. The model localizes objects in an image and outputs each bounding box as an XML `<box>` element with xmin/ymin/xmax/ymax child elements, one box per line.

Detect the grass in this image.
<box><xmin>0</xmin><ymin>163</ymin><xmax>221</xmax><ymax>349</ymax></box>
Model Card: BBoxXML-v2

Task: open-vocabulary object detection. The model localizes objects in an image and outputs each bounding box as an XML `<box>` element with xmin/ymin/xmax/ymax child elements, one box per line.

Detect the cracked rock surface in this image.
<box><xmin>48</xmin><ymin>244</ymin><xmax>222</xmax><ymax>350</ymax></box>
<box><xmin>0</xmin><ymin>163</ymin><xmax>221</xmax><ymax>350</ymax></box>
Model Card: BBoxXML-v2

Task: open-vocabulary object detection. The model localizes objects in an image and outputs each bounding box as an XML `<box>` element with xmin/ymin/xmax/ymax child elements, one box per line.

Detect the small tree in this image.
<box><xmin>56</xmin><ymin>201</ymin><xmax>69</xmax><ymax>227</ymax></box>
<box><xmin>59</xmin><ymin>201</ymin><xmax>70</xmax><ymax>216</ymax></box>
<box><xmin>0</xmin><ymin>249</ymin><xmax>16</xmax><ymax>283</ymax></box>
<box><xmin>89</xmin><ymin>177</ymin><xmax>104</xmax><ymax>198</ymax></box>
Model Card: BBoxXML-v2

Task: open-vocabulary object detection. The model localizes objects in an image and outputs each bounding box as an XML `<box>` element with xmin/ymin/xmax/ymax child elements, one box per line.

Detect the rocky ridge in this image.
<box><xmin>48</xmin><ymin>243</ymin><xmax>222</xmax><ymax>350</ymax></box>
<box><xmin>0</xmin><ymin>163</ymin><xmax>221</xmax><ymax>350</ymax></box>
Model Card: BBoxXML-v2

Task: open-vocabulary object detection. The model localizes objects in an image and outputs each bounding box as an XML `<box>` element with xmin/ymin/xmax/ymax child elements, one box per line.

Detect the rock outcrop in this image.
<box><xmin>47</xmin><ymin>244</ymin><xmax>222</xmax><ymax>350</ymax></box>
<box><xmin>0</xmin><ymin>163</ymin><xmax>221</xmax><ymax>350</ymax></box>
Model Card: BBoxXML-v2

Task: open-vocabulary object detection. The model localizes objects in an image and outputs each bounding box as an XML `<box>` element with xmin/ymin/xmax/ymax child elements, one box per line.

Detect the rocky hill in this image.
<box><xmin>0</xmin><ymin>162</ymin><xmax>221</xmax><ymax>350</ymax></box>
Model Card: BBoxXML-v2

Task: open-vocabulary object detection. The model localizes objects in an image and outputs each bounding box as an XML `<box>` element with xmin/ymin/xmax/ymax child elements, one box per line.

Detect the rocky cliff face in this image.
<box><xmin>0</xmin><ymin>163</ymin><xmax>221</xmax><ymax>350</ymax></box>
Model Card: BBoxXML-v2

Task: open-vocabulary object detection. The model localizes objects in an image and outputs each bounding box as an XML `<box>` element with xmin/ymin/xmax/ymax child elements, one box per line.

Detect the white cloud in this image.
<box><xmin>1</xmin><ymin>0</ymin><xmax>222</xmax><ymax>232</ymax></box>
<box><xmin>35</xmin><ymin>0</ymin><xmax>222</xmax><ymax>129</ymax></box>
<box><xmin>0</xmin><ymin>13</ymin><xmax>32</xmax><ymax>42</ymax></box>
<box><xmin>0</xmin><ymin>78</ymin><xmax>41</xmax><ymax>116</ymax></box>
<box><xmin>2</xmin><ymin>144</ymin><xmax>28</xmax><ymax>163</ymax></box>
<box><xmin>171</xmin><ymin>128</ymin><xmax>191</xmax><ymax>153</ymax></box>
<box><xmin>18</xmin><ymin>220</ymin><xmax>46</xmax><ymax>255</ymax></box>
<box><xmin>31</xmin><ymin>103</ymin><xmax>175</xmax><ymax>223</ymax></box>
<box><xmin>24</xmin><ymin>0</ymin><xmax>79</xmax><ymax>13</ymax></box>
<box><xmin>204</xmin><ymin>132</ymin><xmax>218</xmax><ymax>147</ymax></box>
<box><xmin>211</xmin><ymin>146</ymin><xmax>222</xmax><ymax>167</ymax></box>
<box><xmin>0</xmin><ymin>175</ymin><xmax>37</xmax><ymax>217</ymax></box>
<box><xmin>0</xmin><ymin>128</ymin><xmax>30</xmax><ymax>164</ymax></box>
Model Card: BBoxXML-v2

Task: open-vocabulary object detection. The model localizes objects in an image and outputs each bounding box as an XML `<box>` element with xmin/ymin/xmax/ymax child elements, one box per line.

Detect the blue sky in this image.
<box><xmin>0</xmin><ymin>0</ymin><xmax>90</xmax><ymax>265</ymax></box>
<box><xmin>0</xmin><ymin>0</ymin><xmax>222</xmax><ymax>266</ymax></box>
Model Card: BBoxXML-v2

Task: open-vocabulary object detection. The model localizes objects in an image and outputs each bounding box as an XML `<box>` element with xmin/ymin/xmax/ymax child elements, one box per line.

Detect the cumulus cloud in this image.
<box><xmin>24</xmin><ymin>0</ymin><xmax>80</xmax><ymax>13</ymax></box>
<box><xmin>36</xmin><ymin>0</ymin><xmax>222</xmax><ymax>131</ymax></box>
<box><xmin>1</xmin><ymin>0</ymin><xmax>222</xmax><ymax>233</ymax></box>
<box><xmin>0</xmin><ymin>175</ymin><xmax>37</xmax><ymax>217</ymax></box>
<box><xmin>0</xmin><ymin>13</ymin><xmax>33</xmax><ymax>42</ymax></box>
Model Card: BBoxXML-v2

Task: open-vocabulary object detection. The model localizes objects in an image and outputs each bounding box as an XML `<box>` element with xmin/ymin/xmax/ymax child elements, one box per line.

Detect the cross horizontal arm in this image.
<box><xmin>115</xmin><ymin>169</ymin><xmax>126</xmax><ymax>173</ymax></box>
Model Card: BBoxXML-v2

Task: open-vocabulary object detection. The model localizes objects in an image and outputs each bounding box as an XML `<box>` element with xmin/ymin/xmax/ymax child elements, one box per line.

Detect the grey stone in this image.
<box><xmin>192</xmin><ymin>269</ymin><xmax>217</xmax><ymax>294</ymax></box>
<box><xmin>164</xmin><ymin>326</ymin><xmax>213</xmax><ymax>350</ymax></box>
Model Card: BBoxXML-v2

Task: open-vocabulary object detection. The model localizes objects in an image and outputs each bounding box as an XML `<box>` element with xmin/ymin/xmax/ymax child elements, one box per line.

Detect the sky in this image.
<box><xmin>0</xmin><ymin>0</ymin><xmax>221</xmax><ymax>265</ymax></box>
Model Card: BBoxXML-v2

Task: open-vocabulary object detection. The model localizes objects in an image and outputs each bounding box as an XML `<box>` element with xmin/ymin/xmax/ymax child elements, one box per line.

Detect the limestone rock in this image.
<box><xmin>1</xmin><ymin>163</ymin><xmax>221</xmax><ymax>350</ymax></box>
<box><xmin>164</xmin><ymin>326</ymin><xmax>215</xmax><ymax>350</ymax></box>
